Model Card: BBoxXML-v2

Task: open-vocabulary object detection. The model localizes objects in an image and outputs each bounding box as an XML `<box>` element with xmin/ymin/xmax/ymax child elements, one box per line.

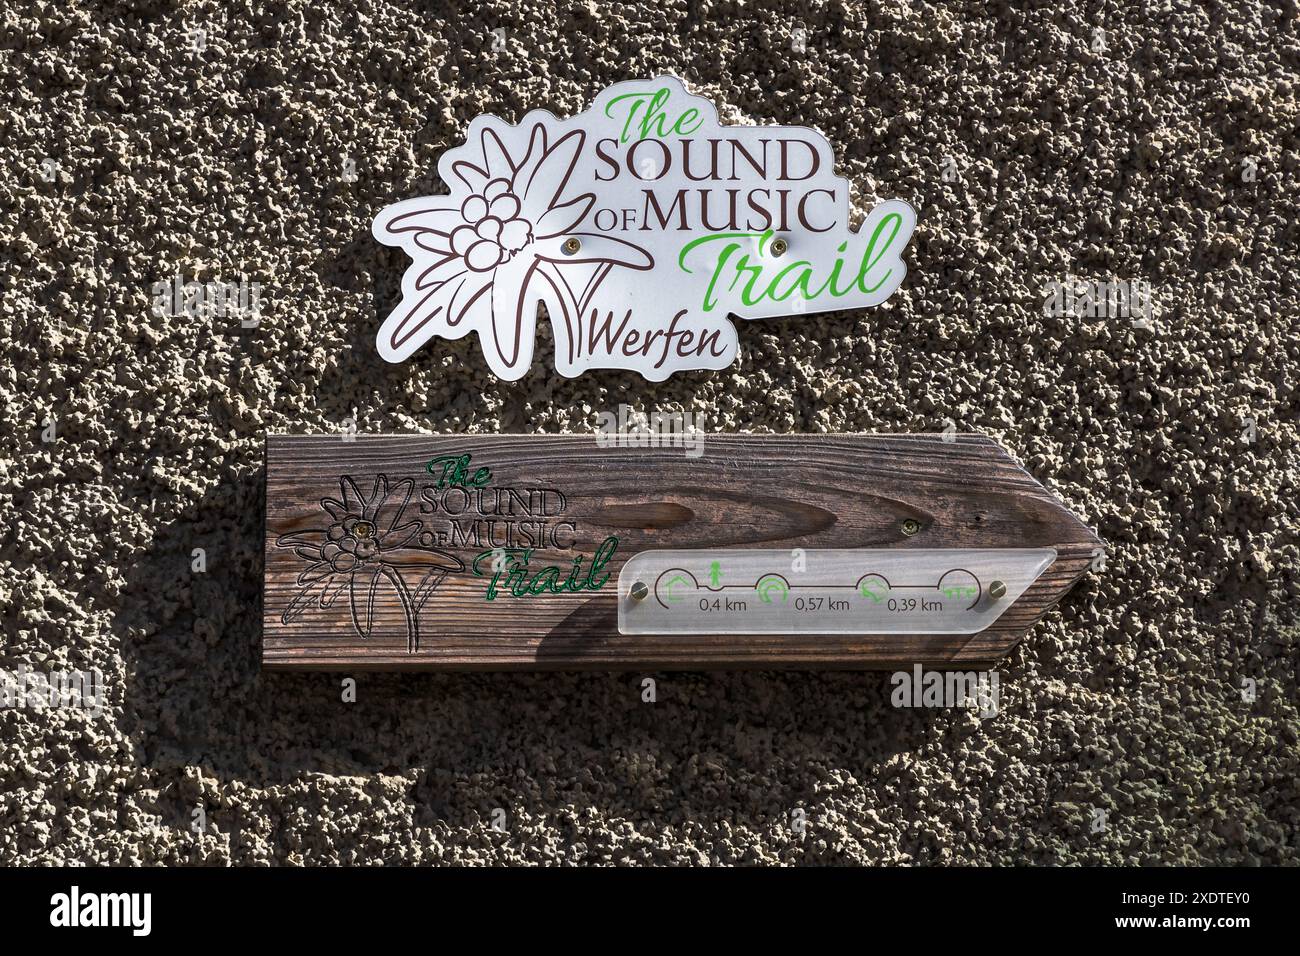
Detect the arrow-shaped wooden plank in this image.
<box><xmin>262</xmin><ymin>434</ymin><xmax>1100</xmax><ymax>670</ymax></box>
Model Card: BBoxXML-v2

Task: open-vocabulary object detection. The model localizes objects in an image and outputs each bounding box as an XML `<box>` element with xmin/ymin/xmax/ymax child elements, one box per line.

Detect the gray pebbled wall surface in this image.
<box><xmin>2</xmin><ymin>1</ymin><xmax>1297</xmax><ymax>864</ymax></box>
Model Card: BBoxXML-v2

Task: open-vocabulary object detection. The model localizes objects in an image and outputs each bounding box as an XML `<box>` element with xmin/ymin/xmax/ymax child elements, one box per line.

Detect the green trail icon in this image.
<box><xmin>709</xmin><ymin>561</ymin><xmax>722</xmax><ymax>588</ymax></box>
<box><xmin>860</xmin><ymin>579</ymin><xmax>886</xmax><ymax>603</ymax></box>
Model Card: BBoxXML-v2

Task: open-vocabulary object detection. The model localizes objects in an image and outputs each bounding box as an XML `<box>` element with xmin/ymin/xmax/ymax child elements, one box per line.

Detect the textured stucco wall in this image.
<box><xmin>2</xmin><ymin>1</ymin><xmax>1297</xmax><ymax>864</ymax></box>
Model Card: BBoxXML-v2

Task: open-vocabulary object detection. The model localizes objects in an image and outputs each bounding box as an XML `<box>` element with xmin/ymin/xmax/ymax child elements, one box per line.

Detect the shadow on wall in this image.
<box><xmin>110</xmin><ymin>464</ymin><xmax>944</xmax><ymax>842</ymax></box>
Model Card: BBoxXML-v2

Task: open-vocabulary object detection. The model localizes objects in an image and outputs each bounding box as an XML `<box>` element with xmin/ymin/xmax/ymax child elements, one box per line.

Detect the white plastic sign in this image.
<box><xmin>618</xmin><ymin>549</ymin><xmax>1057</xmax><ymax>635</ymax></box>
<box><xmin>372</xmin><ymin>75</ymin><xmax>917</xmax><ymax>381</ymax></box>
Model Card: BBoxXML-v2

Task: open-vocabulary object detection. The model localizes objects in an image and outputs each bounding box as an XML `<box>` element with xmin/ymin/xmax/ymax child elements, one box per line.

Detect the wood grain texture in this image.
<box><xmin>262</xmin><ymin>434</ymin><xmax>1100</xmax><ymax>670</ymax></box>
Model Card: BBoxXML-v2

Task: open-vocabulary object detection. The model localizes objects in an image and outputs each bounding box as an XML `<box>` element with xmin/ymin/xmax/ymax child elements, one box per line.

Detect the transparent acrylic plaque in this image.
<box><xmin>617</xmin><ymin>549</ymin><xmax>1057</xmax><ymax>635</ymax></box>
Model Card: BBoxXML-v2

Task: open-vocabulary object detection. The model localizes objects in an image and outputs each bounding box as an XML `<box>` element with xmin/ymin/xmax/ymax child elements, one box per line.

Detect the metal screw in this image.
<box><xmin>989</xmin><ymin>580</ymin><xmax>1006</xmax><ymax>600</ymax></box>
<box><xmin>630</xmin><ymin>581</ymin><xmax>649</xmax><ymax>601</ymax></box>
<box><xmin>770</xmin><ymin>236</ymin><xmax>788</xmax><ymax>256</ymax></box>
<box><xmin>353</xmin><ymin>520</ymin><xmax>375</xmax><ymax>539</ymax></box>
<box><xmin>562</xmin><ymin>237</ymin><xmax>581</xmax><ymax>255</ymax></box>
<box><xmin>901</xmin><ymin>518</ymin><xmax>921</xmax><ymax>536</ymax></box>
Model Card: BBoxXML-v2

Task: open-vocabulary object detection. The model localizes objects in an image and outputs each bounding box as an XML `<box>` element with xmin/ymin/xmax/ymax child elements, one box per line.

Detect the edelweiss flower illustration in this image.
<box><xmin>276</xmin><ymin>476</ymin><xmax>463</xmax><ymax>653</ymax></box>
<box><xmin>372</xmin><ymin>120</ymin><xmax>655</xmax><ymax>379</ymax></box>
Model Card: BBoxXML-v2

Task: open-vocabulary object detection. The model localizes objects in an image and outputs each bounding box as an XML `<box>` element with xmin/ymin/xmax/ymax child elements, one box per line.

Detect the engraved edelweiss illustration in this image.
<box><xmin>372</xmin><ymin>120</ymin><xmax>654</xmax><ymax>379</ymax></box>
<box><xmin>275</xmin><ymin>476</ymin><xmax>463</xmax><ymax>653</ymax></box>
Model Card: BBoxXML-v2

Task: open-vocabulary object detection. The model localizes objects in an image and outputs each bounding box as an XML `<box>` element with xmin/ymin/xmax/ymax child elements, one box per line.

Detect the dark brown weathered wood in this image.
<box><xmin>262</xmin><ymin>434</ymin><xmax>1100</xmax><ymax>670</ymax></box>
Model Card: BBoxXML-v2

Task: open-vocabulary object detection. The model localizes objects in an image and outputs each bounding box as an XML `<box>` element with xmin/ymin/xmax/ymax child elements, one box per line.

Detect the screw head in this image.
<box><xmin>770</xmin><ymin>236</ymin><xmax>788</xmax><ymax>256</ymax></box>
<box><xmin>562</xmin><ymin>237</ymin><xmax>581</xmax><ymax>255</ymax></box>
<box><xmin>901</xmin><ymin>518</ymin><xmax>921</xmax><ymax>536</ymax></box>
<box><xmin>352</xmin><ymin>520</ymin><xmax>375</xmax><ymax>539</ymax></box>
<box><xmin>989</xmin><ymin>580</ymin><xmax>1007</xmax><ymax>600</ymax></box>
<box><xmin>630</xmin><ymin>581</ymin><xmax>649</xmax><ymax>601</ymax></box>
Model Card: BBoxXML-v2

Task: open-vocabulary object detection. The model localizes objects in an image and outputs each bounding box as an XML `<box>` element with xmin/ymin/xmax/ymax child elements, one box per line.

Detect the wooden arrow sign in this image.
<box><xmin>262</xmin><ymin>434</ymin><xmax>1099</xmax><ymax>670</ymax></box>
